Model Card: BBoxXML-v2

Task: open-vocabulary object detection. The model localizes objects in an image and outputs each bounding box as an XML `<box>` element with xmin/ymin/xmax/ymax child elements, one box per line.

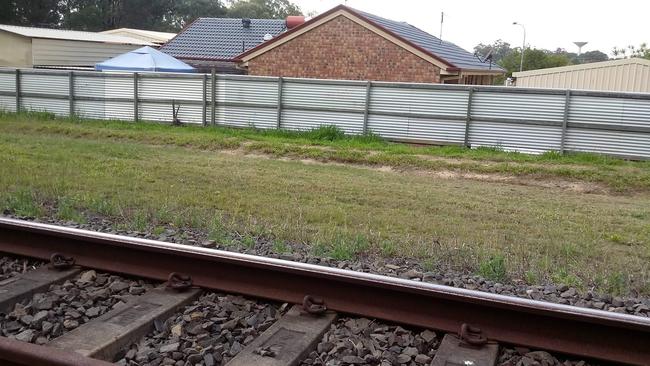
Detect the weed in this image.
<box><xmin>241</xmin><ymin>234</ymin><xmax>256</xmax><ymax>249</ymax></box>
<box><xmin>272</xmin><ymin>240</ymin><xmax>291</xmax><ymax>255</ymax></box>
<box><xmin>56</xmin><ymin>197</ymin><xmax>85</xmax><ymax>223</ymax></box>
<box><xmin>152</xmin><ymin>226</ymin><xmax>166</xmax><ymax>236</ymax></box>
<box><xmin>3</xmin><ymin>189</ymin><xmax>42</xmax><ymax>217</ymax></box>
<box><xmin>609</xmin><ymin>234</ymin><xmax>624</xmax><ymax>244</ymax></box>
<box><xmin>131</xmin><ymin>211</ymin><xmax>149</xmax><ymax>232</ymax></box>
<box><xmin>208</xmin><ymin>217</ymin><xmax>230</xmax><ymax>244</ymax></box>
<box><xmin>478</xmin><ymin>255</ymin><xmax>507</xmax><ymax>282</ymax></box>
<box><xmin>329</xmin><ymin>234</ymin><xmax>369</xmax><ymax>261</ymax></box>
<box><xmin>421</xmin><ymin>258</ymin><xmax>436</xmax><ymax>272</ymax></box>
<box><xmin>379</xmin><ymin>240</ymin><xmax>398</xmax><ymax>257</ymax></box>
<box><xmin>551</xmin><ymin>268</ymin><xmax>581</xmax><ymax>288</ymax></box>
<box><xmin>524</xmin><ymin>270</ymin><xmax>539</xmax><ymax>285</ymax></box>
<box><xmin>306</xmin><ymin>125</ymin><xmax>346</xmax><ymax>141</ymax></box>
<box><xmin>604</xmin><ymin>272</ymin><xmax>628</xmax><ymax>296</ymax></box>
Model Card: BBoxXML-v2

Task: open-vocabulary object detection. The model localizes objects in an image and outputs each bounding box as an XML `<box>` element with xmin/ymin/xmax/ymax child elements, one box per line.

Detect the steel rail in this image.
<box><xmin>0</xmin><ymin>336</ymin><xmax>114</xmax><ymax>366</ymax></box>
<box><xmin>0</xmin><ymin>217</ymin><xmax>648</xmax><ymax>365</ymax></box>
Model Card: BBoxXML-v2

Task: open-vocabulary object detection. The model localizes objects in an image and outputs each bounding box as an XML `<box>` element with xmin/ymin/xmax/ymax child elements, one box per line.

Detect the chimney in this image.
<box><xmin>242</xmin><ymin>18</ymin><xmax>251</xmax><ymax>28</ymax></box>
<box><xmin>286</xmin><ymin>16</ymin><xmax>305</xmax><ymax>29</ymax></box>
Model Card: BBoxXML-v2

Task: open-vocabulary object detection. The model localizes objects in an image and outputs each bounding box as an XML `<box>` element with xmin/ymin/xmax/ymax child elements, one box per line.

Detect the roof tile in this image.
<box><xmin>161</xmin><ymin>18</ymin><xmax>286</xmax><ymax>60</ymax></box>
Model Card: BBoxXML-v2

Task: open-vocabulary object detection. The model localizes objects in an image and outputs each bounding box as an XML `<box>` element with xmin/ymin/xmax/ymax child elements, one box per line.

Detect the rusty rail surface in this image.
<box><xmin>0</xmin><ymin>336</ymin><xmax>114</xmax><ymax>366</ymax></box>
<box><xmin>0</xmin><ymin>217</ymin><xmax>649</xmax><ymax>365</ymax></box>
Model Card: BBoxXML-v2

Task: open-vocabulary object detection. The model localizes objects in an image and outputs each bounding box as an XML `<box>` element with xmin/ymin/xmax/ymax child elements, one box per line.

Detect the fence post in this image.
<box><xmin>68</xmin><ymin>71</ymin><xmax>74</xmax><ymax>118</ymax></box>
<box><xmin>463</xmin><ymin>87</ymin><xmax>474</xmax><ymax>147</ymax></box>
<box><xmin>211</xmin><ymin>69</ymin><xmax>216</xmax><ymax>126</ymax></box>
<box><xmin>276</xmin><ymin>77</ymin><xmax>283</xmax><ymax>129</ymax></box>
<box><xmin>362</xmin><ymin>81</ymin><xmax>371</xmax><ymax>134</ymax></box>
<box><xmin>15</xmin><ymin>69</ymin><xmax>20</xmax><ymax>113</ymax></box>
<box><xmin>202</xmin><ymin>74</ymin><xmax>207</xmax><ymax>126</ymax></box>
<box><xmin>133</xmin><ymin>72</ymin><xmax>139</xmax><ymax>122</ymax></box>
<box><xmin>560</xmin><ymin>89</ymin><xmax>571</xmax><ymax>154</ymax></box>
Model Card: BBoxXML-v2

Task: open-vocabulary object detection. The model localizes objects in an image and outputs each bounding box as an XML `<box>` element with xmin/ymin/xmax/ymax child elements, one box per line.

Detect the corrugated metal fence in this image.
<box><xmin>1</xmin><ymin>67</ymin><xmax>649</xmax><ymax>159</ymax></box>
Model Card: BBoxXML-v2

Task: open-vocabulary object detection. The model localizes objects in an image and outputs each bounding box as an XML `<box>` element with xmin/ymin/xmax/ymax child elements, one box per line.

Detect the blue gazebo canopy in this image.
<box><xmin>95</xmin><ymin>46</ymin><xmax>196</xmax><ymax>73</ymax></box>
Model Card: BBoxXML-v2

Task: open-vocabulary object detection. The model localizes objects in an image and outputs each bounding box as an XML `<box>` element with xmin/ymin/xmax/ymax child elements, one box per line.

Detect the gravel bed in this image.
<box><xmin>10</xmin><ymin>213</ymin><xmax>647</xmax><ymax>319</ymax></box>
<box><xmin>0</xmin><ymin>213</ymin><xmax>626</xmax><ymax>365</ymax></box>
<box><xmin>0</xmin><ymin>255</ymin><xmax>44</xmax><ymax>281</ymax></box>
<box><xmin>305</xmin><ymin>317</ymin><xmax>600</xmax><ymax>366</ymax></box>
<box><xmin>303</xmin><ymin>317</ymin><xmax>439</xmax><ymax>366</ymax></box>
<box><xmin>116</xmin><ymin>292</ymin><xmax>285</xmax><ymax>366</ymax></box>
<box><xmin>1</xmin><ymin>269</ymin><xmax>155</xmax><ymax>345</ymax></box>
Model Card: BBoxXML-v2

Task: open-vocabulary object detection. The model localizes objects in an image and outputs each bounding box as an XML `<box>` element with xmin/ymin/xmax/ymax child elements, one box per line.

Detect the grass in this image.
<box><xmin>2</xmin><ymin>111</ymin><xmax>650</xmax><ymax>193</ymax></box>
<box><xmin>1</xmin><ymin>112</ymin><xmax>649</xmax><ymax>295</ymax></box>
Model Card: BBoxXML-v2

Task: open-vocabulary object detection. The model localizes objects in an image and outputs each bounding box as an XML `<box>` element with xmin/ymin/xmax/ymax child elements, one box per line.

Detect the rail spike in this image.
<box><xmin>49</xmin><ymin>253</ymin><xmax>75</xmax><ymax>270</ymax></box>
<box><xmin>302</xmin><ymin>295</ymin><xmax>327</xmax><ymax>315</ymax></box>
<box><xmin>166</xmin><ymin>272</ymin><xmax>193</xmax><ymax>292</ymax></box>
<box><xmin>459</xmin><ymin>323</ymin><xmax>488</xmax><ymax>347</ymax></box>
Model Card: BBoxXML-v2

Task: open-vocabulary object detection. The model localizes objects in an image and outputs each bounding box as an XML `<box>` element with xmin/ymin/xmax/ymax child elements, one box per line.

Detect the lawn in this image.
<box><xmin>1</xmin><ymin>112</ymin><xmax>649</xmax><ymax>295</ymax></box>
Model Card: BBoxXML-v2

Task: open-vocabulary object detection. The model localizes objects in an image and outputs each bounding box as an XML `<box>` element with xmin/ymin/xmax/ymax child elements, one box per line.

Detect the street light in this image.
<box><xmin>513</xmin><ymin>22</ymin><xmax>526</xmax><ymax>72</ymax></box>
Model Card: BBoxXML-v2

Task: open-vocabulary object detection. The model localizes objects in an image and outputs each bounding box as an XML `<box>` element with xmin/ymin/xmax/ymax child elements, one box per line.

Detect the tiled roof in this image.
<box><xmin>160</xmin><ymin>18</ymin><xmax>286</xmax><ymax>60</ymax></box>
<box><xmin>355</xmin><ymin>9</ymin><xmax>504</xmax><ymax>72</ymax></box>
<box><xmin>0</xmin><ymin>24</ymin><xmax>153</xmax><ymax>45</ymax></box>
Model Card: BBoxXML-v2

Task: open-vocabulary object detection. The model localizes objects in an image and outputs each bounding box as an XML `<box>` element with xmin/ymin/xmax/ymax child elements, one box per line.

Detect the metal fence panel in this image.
<box><xmin>21</xmin><ymin>97</ymin><xmax>69</xmax><ymax>116</ymax></box>
<box><xmin>283</xmin><ymin>80</ymin><xmax>366</xmax><ymax>111</ymax></box>
<box><xmin>367</xmin><ymin>114</ymin><xmax>465</xmax><ymax>144</ymax></box>
<box><xmin>468</xmin><ymin>121</ymin><xmax>563</xmax><ymax>153</ymax></box>
<box><xmin>0</xmin><ymin>95</ymin><xmax>16</xmax><ymax>112</ymax></box>
<box><xmin>370</xmin><ymin>86</ymin><xmax>468</xmax><ymax>117</ymax></box>
<box><xmin>217</xmin><ymin>105</ymin><xmax>277</xmax><ymax>129</ymax></box>
<box><xmin>0</xmin><ymin>71</ymin><xmax>16</xmax><ymax>112</ymax></box>
<box><xmin>472</xmin><ymin>91</ymin><xmax>565</xmax><ymax>122</ymax></box>
<box><xmin>0</xmin><ymin>72</ymin><xmax>15</xmax><ymax>93</ymax></box>
<box><xmin>217</xmin><ymin>77</ymin><xmax>278</xmax><ymax>106</ymax></box>
<box><xmin>139</xmin><ymin>75</ymin><xmax>203</xmax><ymax>102</ymax></box>
<box><xmin>139</xmin><ymin>103</ymin><xmax>203</xmax><ymax>124</ymax></box>
<box><xmin>568</xmin><ymin>95</ymin><xmax>650</xmax><ymax>128</ymax></box>
<box><xmin>21</xmin><ymin>72</ymin><xmax>69</xmax><ymax>96</ymax></box>
<box><xmin>282</xmin><ymin>109</ymin><xmax>364</xmax><ymax>135</ymax></box>
<box><xmin>2</xmin><ymin>67</ymin><xmax>650</xmax><ymax>160</ymax></box>
<box><xmin>565</xmin><ymin>128</ymin><xmax>650</xmax><ymax>159</ymax></box>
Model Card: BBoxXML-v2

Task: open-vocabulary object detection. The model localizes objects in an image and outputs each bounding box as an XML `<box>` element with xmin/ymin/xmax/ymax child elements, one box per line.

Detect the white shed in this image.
<box><xmin>512</xmin><ymin>58</ymin><xmax>650</xmax><ymax>93</ymax></box>
<box><xmin>0</xmin><ymin>24</ymin><xmax>154</xmax><ymax>68</ymax></box>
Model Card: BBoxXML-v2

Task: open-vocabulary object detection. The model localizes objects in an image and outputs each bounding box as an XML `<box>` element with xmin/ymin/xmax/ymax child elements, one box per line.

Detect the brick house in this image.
<box><xmin>162</xmin><ymin>5</ymin><xmax>503</xmax><ymax>83</ymax></box>
<box><xmin>237</xmin><ymin>6</ymin><xmax>503</xmax><ymax>84</ymax></box>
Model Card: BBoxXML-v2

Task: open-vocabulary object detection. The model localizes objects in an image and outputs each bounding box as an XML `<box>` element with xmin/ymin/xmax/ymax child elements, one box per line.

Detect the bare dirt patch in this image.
<box><xmin>222</xmin><ymin>150</ymin><xmax>611</xmax><ymax>195</ymax></box>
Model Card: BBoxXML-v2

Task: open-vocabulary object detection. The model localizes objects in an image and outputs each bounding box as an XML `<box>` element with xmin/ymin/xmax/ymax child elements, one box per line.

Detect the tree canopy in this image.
<box><xmin>474</xmin><ymin>39</ymin><xmax>615</xmax><ymax>84</ymax></box>
<box><xmin>613</xmin><ymin>43</ymin><xmax>650</xmax><ymax>60</ymax></box>
<box><xmin>0</xmin><ymin>0</ymin><xmax>302</xmax><ymax>31</ymax></box>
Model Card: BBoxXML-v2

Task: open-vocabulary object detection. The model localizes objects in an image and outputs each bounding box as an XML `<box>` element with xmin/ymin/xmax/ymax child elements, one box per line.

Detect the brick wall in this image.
<box><xmin>245</xmin><ymin>15</ymin><xmax>441</xmax><ymax>83</ymax></box>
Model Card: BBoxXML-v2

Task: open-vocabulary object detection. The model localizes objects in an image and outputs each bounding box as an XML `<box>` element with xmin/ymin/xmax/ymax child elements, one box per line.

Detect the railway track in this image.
<box><xmin>0</xmin><ymin>217</ymin><xmax>648</xmax><ymax>366</ymax></box>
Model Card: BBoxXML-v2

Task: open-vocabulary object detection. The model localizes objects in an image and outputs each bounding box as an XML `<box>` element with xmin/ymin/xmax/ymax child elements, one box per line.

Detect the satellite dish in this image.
<box><xmin>474</xmin><ymin>49</ymin><xmax>494</xmax><ymax>69</ymax></box>
<box><xmin>573</xmin><ymin>41</ymin><xmax>588</xmax><ymax>55</ymax></box>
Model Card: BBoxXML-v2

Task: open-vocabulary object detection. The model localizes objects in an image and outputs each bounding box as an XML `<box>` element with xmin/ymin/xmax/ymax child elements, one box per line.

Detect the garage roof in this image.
<box><xmin>0</xmin><ymin>24</ymin><xmax>153</xmax><ymax>45</ymax></box>
<box><xmin>160</xmin><ymin>18</ymin><xmax>287</xmax><ymax>60</ymax></box>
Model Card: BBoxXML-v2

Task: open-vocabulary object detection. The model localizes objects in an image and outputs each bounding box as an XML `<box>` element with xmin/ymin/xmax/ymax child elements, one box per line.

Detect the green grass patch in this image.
<box><xmin>478</xmin><ymin>255</ymin><xmax>508</xmax><ymax>282</ymax></box>
<box><xmin>1</xmin><ymin>112</ymin><xmax>649</xmax><ymax>192</ymax></box>
<box><xmin>0</xmin><ymin>112</ymin><xmax>649</xmax><ymax>295</ymax></box>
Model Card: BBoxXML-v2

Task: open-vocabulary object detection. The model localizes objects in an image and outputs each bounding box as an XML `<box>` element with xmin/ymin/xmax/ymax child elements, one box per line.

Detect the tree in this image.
<box><xmin>473</xmin><ymin>39</ymin><xmax>512</xmax><ymax>64</ymax></box>
<box><xmin>226</xmin><ymin>0</ymin><xmax>302</xmax><ymax>19</ymax></box>
<box><xmin>168</xmin><ymin>0</ymin><xmax>227</xmax><ymax>30</ymax></box>
<box><xmin>498</xmin><ymin>48</ymin><xmax>571</xmax><ymax>77</ymax></box>
<box><xmin>578</xmin><ymin>50</ymin><xmax>608</xmax><ymax>63</ymax></box>
<box><xmin>613</xmin><ymin>43</ymin><xmax>650</xmax><ymax>60</ymax></box>
<box><xmin>2</xmin><ymin>0</ymin><xmax>62</xmax><ymax>27</ymax></box>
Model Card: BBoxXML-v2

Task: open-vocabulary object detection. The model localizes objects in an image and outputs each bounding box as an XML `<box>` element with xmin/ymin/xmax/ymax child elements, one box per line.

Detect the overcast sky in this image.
<box><xmin>293</xmin><ymin>0</ymin><xmax>648</xmax><ymax>56</ymax></box>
